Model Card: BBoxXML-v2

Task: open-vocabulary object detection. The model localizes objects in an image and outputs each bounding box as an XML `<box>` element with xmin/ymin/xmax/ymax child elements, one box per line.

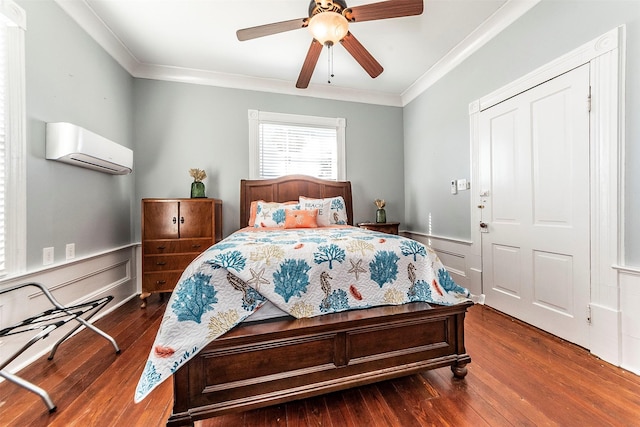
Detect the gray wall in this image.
<box><xmin>21</xmin><ymin>0</ymin><xmax>135</xmax><ymax>269</ymax></box>
<box><xmin>133</xmin><ymin>79</ymin><xmax>404</xmax><ymax>238</ymax></box>
<box><xmin>403</xmin><ymin>0</ymin><xmax>640</xmax><ymax>265</ymax></box>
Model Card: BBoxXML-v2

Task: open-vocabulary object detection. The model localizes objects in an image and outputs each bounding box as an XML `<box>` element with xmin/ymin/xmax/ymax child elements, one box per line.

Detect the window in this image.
<box><xmin>0</xmin><ymin>1</ymin><xmax>26</xmax><ymax>277</ymax></box>
<box><xmin>248</xmin><ymin>110</ymin><xmax>346</xmax><ymax>180</ymax></box>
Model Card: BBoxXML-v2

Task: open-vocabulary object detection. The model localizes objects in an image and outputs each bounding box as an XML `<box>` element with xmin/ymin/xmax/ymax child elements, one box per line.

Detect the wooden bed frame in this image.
<box><xmin>167</xmin><ymin>175</ymin><xmax>472</xmax><ymax>427</ymax></box>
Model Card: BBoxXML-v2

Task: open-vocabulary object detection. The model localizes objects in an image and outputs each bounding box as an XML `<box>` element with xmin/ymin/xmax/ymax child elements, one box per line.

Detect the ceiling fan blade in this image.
<box><xmin>346</xmin><ymin>0</ymin><xmax>423</xmax><ymax>23</ymax></box>
<box><xmin>296</xmin><ymin>39</ymin><xmax>323</xmax><ymax>89</ymax></box>
<box><xmin>340</xmin><ymin>32</ymin><xmax>383</xmax><ymax>78</ymax></box>
<box><xmin>237</xmin><ymin>18</ymin><xmax>308</xmax><ymax>41</ymax></box>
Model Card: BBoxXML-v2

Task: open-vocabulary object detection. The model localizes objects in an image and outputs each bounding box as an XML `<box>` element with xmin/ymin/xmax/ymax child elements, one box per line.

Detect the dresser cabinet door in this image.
<box><xmin>143</xmin><ymin>201</ymin><xmax>179</xmax><ymax>239</ymax></box>
<box><xmin>179</xmin><ymin>200</ymin><xmax>213</xmax><ymax>238</ymax></box>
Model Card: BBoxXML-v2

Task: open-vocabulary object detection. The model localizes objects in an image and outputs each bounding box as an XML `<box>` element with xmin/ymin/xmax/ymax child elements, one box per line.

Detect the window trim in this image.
<box><xmin>248</xmin><ymin>109</ymin><xmax>346</xmax><ymax>180</ymax></box>
<box><xmin>1</xmin><ymin>1</ymin><xmax>27</xmax><ymax>278</ymax></box>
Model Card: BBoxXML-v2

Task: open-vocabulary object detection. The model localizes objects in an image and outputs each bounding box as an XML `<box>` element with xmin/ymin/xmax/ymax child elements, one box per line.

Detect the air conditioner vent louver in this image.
<box><xmin>68</xmin><ymin>155</ymin><xmax>124</xmax><ymax>173</ymax></box>
<box><xmin>45</xmin><ymin>122</ymin><xmax>133</xmax><ymax>175</ymax></box>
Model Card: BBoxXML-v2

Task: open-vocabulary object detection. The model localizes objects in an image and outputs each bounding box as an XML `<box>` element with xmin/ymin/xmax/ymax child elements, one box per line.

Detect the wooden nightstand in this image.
<box><xmin>358</xmin><ymin>222</ymin><xmax>400</xmax><ymax>235</ymax></box>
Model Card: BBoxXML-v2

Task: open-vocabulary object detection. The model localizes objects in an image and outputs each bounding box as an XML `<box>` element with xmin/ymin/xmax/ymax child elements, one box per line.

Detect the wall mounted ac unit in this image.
<box><xmin>45</xmin><ymin>122</ymin><xmax>133</xmax><ymax>175</ymax></box>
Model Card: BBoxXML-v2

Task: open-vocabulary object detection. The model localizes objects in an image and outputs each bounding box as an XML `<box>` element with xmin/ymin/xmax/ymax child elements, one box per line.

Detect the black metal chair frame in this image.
<box><xmin>0</xmin><ymin>282</ymin><xmax>120</xmax><ymax>412</ymax></box>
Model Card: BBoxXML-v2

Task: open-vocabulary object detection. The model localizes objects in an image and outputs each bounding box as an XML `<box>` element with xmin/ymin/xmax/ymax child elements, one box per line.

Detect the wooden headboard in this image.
<box><xmin>240</xmin><ymin>175</ymin><xmax>353</xmax><ymax>227</ymax></box>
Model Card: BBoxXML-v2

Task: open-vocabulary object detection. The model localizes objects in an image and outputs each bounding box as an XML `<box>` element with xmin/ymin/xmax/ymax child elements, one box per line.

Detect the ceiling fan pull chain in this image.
<box><xmin>327</xmin><ymin>44</ymin><xmax>335</xmax><ymax>84</ymax></box>
<box><xmin>327</xmin><ymin>44</ymin><xmax>332</xmax><ymax>84</ymax></box>
<box><xmin>331</xmin><ymin>45</ymin><xmax>335</xmax><ymax>79</ymax></box>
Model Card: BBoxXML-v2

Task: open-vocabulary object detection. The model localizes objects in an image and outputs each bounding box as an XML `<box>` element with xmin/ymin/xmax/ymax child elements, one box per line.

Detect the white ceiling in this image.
<box><xmin>54</xmin><ymin>0</ymin><xmax>540</xmax><ymax>106</ymax></box>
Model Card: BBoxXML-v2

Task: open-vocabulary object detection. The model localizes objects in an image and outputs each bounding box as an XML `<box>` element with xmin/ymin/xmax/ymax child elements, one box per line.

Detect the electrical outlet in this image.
<box><xmin>66</xmin><ymin>243</ymin><xmax>75</xmax><ymax>260</ymax></box>
<box><xmin>457</xmin><ymin>179</ymin><xmax>467</xmax><ymax>191</ymax></box>
<box><xmin>43</xmin><ymin>247</ymin><xmax>54</xmax><ymax>265</ymax></box>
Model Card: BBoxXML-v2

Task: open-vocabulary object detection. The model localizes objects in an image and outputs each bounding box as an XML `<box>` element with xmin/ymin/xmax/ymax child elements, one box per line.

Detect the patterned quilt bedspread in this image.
<box><xmin>134</xmin><ymin>226</ymin><xmax>475</xmax><ymax>402</ymax></box>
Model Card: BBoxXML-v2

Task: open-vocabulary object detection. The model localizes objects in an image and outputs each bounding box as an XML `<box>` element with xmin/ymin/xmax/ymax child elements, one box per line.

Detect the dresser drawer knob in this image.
<box><xmin>157</xmin><ymin>245</ymin><xmax>166</xmax><ymax>250</ymax></box>
<box><xmin>156</xmin><ymin>280</ymin><xmax>166</xmax><ymax>285</ymax></box>
<box><xmin>192</xmin><ymin>244</ymin><xmax>201</xmax><ymax>249</ymax></box>
<box><xmin>156</xmin><ymin>261</ymin><xmax>166</xmax><ymax>266</ymax></box>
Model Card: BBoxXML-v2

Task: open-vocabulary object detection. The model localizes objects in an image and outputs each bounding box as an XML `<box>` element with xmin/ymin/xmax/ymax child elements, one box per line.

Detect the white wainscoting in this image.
<box><xmin>618</xmin><ymin>266</ymin><xmax>640</xmax><ymax>375</ymax></box>
<box><xmin>0</xmin><ymin>245</ymin><xmax>139</xmax><ymax>375</ymax></box>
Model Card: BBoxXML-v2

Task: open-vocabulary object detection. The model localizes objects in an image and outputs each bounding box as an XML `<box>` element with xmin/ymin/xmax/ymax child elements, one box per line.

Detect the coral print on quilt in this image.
<box><xmin>134</xmin><ymin>226</ymin><xmax>476</xmax><ymax>402</ymax></box>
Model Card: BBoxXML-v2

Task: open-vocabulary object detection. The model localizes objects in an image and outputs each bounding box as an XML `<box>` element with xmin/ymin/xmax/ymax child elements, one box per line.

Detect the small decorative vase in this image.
<box><xmin>190</xmin><ymin>181</ymin><xmax>205</xmax><ymax>198</ymax></box>
<box><xmin>376</xmin><ymin>208</ymin><xmax>386</xmax><ymax>223</ymax></box>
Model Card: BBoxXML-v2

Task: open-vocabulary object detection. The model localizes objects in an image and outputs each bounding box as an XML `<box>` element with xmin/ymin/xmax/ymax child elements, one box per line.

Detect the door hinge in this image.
<box><xmin>587</xmin><ymin>86</ymin><xmax>592</xmax><ymax>112</ymax></box>
<box><xmin>587</xmin><ymin>305</ymin><xmax>592</xmax><ymax>325</ymax></box>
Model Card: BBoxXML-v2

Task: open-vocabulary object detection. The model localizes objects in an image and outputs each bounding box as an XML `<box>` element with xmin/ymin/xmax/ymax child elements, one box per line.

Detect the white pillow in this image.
<box><xmin>299</xmin><ymin>196</ymin><xmax>348</xmax><ymax>226</ymax></box>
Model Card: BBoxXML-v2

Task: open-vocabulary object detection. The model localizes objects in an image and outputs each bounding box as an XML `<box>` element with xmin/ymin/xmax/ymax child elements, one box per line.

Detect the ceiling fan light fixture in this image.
<box><xmin>307</xmin><ymin>12</ymin><xmax>348</xmax><ymax>45</ymax></box>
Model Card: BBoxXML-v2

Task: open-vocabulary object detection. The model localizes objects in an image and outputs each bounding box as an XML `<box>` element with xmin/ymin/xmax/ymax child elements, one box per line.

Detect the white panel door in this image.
<box><xmin>479</xmin><ymin>64</ymin><xmax>590</xmax><ymax>348</ymax></box>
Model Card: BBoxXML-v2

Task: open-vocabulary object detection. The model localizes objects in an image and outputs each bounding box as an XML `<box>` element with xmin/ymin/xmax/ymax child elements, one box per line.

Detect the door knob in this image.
<box><xmin>480</xmin><ymin>222</ymin><xmax>488</xmax><ymax>228</ymax></box>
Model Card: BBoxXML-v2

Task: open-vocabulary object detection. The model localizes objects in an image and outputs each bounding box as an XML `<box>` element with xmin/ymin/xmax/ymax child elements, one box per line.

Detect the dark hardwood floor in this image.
<box><xmin>1</xmin><ymin>295</ymin><xmax>639</xmax><ymax>426</ymax></box>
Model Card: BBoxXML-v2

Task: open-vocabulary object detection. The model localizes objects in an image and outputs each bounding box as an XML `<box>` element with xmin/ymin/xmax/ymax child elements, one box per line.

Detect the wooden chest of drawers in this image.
<box><xmin>140</xmin><ymin>198</ymin><xmax>222</xmax><ymax>307</ymax></box>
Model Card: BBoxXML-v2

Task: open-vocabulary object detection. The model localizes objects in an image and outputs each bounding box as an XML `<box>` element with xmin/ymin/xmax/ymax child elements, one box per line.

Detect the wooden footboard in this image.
<box><xmin>167</xmin><ymin>301</ymin><xmax>472</xmax><ymax>427</ymax></box>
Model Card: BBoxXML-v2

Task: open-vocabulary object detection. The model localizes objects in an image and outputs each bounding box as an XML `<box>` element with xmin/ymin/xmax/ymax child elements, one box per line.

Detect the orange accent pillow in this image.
<box><xmin>284</xmin><ymin>208</ymin><xmax>318</xmax><ymax>229</ymax></box>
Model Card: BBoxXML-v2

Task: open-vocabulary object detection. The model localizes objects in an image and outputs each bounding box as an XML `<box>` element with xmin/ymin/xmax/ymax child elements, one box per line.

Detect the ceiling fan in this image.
<box><xmin>236</xmin><ymin>0</ymin><xmax>424</xmax><ymax>89</ymax></box>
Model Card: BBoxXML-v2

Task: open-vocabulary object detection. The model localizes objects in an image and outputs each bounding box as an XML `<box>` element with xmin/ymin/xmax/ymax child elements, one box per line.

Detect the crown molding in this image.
<box><xmin>54</xmin><ymin>0</ymin><xmax>139</xmax><ymax>72</ymax></box>
<box><xmin>54</xmin><ymin>0</ymin><xmax>537</xmax><ymax>107</ymax></box>
<box><xmin>1</xmin><ymin>0</ymin><xmax>26</xmax><ymax>29</ymax></box>
<box><xmin>401</xmin><ymin>0</ymin><xmax>541</xmax><ymax>106</ymax></box>
<box><xmin>132</xmin><ymin>62</ymin><xmax>404</xmax><ymax>106</ymax></box>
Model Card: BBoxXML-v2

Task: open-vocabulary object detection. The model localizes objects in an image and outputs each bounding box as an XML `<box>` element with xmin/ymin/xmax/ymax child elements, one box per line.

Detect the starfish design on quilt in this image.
<box><xmin>348</xmin><ymin>258</ymin><xmax>367</xmax><ymax>281</ymax></box>
<box><xmin>246</xmin><ymin>267</ymin><xmax>270</xmax><ymax>291</ymax></box>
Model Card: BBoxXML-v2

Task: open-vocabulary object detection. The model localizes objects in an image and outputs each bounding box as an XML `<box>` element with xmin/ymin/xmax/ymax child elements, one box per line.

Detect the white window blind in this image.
<box><xmin>259</xmin><ymin>122</ymin><xmax>337</xmax><ymax>179</ymax></box>
<box><xmin>248</xmin><ymin>110</ymin><xmax>346</xmax><ymax>180</ymax></box>
<box><xmin>0</xmin><ymin>1</ymin><xmax>27</xmax><ymax>277</ymax></box>
<box><xmin>0</xmin><ymin>25</ymin><xmax>6</xmax><ymax>272</ymax></box>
